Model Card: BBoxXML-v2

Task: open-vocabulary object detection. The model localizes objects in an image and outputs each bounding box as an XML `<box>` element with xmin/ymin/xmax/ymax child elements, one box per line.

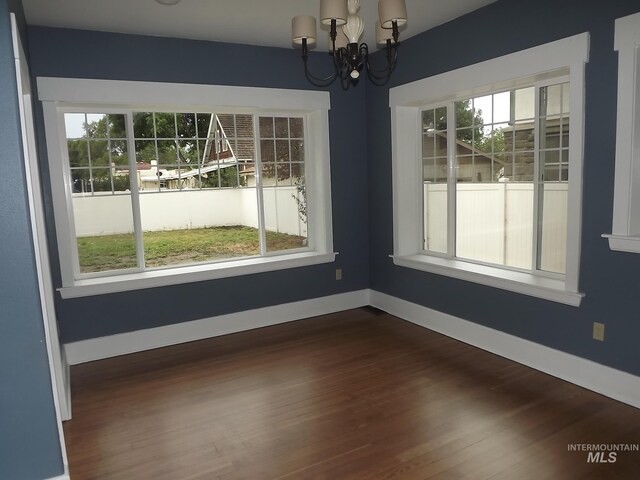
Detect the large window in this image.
<box><xmin>390</xmin><ymin>34</ymin><xmax>589</xmax><ymax>306</ymax></box>
<box><xmin>422</xmin><ymin>81</ymin><xmax>569</xmax><ymax>274</ymax></box>
<box><xmin>39</xmin><ymin>79</ymin><xmax>334</xmax><ymax>298</ymax></box>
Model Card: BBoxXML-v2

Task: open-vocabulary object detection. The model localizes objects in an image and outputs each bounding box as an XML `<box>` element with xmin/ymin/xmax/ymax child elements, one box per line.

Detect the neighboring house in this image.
<box><xmin>422</xmin><ymin>131</ymin><xmax>497</xmax><ymax>183</ymax></box>
<box><xmin>424</xmin><ymin>118</ymin><xmax>567</xmax><ymax>184</ymax></box>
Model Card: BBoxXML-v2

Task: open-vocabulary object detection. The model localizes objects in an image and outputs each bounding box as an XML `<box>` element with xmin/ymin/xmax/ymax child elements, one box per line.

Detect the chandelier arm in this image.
<box><xmin>362</xmin><ymin>41</ymin><xmax>399</xmax><ymax>81</ymax></box>
<box><xmin>301</xmin><ymin>38</ymin><xmax>339</xmax><ymax>87</ymax></box>
<box><xmin>340</xmin><ymin>74</ymin><xmax>352</xmax><ymax>90</ymax></box>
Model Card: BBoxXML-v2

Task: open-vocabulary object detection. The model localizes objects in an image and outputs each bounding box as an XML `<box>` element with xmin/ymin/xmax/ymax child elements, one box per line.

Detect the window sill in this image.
<box><xmin>602</xmin><ymin>234</ymin><xmax>640</xmax><ymax>253</ymax></box>
<box><xmin>391</xmin><ymin>254</ymin><xmax>584</xmax><ymax>307</ymax></box>
<box><xmin>59</xmin><ymin>251</ymin><xmax>337</xmax><ymax>299</ymax></box>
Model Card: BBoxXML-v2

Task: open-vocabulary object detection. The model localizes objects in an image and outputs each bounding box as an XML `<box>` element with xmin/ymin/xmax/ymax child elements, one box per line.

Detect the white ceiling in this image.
<box><xmin>21</xmin><ymin>0</ymin><xmax>497</xmax><ymax>50</ymax></box>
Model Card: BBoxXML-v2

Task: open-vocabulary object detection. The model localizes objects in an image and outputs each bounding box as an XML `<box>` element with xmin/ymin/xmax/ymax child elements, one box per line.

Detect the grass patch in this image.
<box><xmin>77</xmin><ymin>226</ymin><xmax>305</xmax><ymax>273</ymax></box>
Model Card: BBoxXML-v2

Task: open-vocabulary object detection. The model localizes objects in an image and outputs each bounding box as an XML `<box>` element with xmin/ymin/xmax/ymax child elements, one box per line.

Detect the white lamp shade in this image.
<box><xmin>375</xmin><ymin>21</ymin><xmax>394</xmax><ymax>45</ymax></box>
<box><xmin>292</xmin><ymin>15</ymin><xmax>317</xmax><ymax>46</ymax></box>
<box><xmin>378</xmin><ymin>0</ymin><xmax>407</xmax><ymax>28</ymax></box>
<box><xmin>320</xmin><ymin>0</ymin><xmax>348</xmax><ymax>26</ymax></box>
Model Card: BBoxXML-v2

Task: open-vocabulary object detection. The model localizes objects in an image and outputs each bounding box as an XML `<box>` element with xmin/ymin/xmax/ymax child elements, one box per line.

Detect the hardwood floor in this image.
<box><xmin>63</xmin><ymin>308</ymin><xmax>640</xmax><ymax>479</ymax></box>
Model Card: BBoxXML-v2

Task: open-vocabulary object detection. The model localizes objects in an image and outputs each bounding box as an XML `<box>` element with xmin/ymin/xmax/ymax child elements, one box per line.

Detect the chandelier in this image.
<box><xmin>292</xmin><ymin>0</ymin><xmax>407</xmax><ymax>89</ymax></box>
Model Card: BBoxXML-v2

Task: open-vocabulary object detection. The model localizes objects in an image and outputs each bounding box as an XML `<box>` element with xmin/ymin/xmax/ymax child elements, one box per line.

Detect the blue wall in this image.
<box><xmin>27</xmin><ymin>1</ymin><xmax>640</xmax><ymax>374</ymax></box>
<box><xmin>368</xmin><ymin>0</ymin><xmax>640</xmax><ymax>377</ymax></box>
<box><xmin>0</xmin><ymin>1</ymin><xmax>64</xmax><ymax>478</ymax></box>
<box><xmin>28</xmin><ymin>27</ymin><xmax>370</xmax><ymax>342</ymax></box>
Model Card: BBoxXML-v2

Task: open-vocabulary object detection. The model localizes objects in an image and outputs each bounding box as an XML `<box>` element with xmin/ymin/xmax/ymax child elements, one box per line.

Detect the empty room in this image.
<box><xmin>2</xmin><ymin>0</ymin><xmax>640</xmax><ymax>478</ymax></box>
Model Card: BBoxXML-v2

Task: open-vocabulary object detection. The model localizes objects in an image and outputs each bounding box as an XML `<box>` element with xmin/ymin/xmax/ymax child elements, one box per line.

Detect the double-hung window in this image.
<box><xmin>390</xmin><ymin>34</ymin><xmax>589</xmax><ymax>306</ymax></box>
<box><xmin>39</xmin><ymin>79</ymin><xmax>335</xmax><ymax>298</ymax></box>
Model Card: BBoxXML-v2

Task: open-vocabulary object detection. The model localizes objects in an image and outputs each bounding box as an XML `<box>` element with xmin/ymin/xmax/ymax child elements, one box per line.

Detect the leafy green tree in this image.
<box><xmin>423</xmin><ymin>101</ymin><xmax>484</xmax><ymax>145</ymax></box>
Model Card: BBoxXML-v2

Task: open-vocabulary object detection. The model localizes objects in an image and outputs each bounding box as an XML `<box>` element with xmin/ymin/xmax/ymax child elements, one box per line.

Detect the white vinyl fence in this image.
<box><xmin>72</xmin><ymin>186</ymin><xmax>306</xmax><ymax>238</ymax></box>
<box><xmin>424</xmin><ymin>182</ymin><xmax>567</xmax><ymax>273</ymax></box>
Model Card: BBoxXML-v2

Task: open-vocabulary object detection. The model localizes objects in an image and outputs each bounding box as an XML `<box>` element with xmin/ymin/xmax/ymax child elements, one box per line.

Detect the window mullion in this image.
<box><xmin>532</xmin><ymin>86</ymin><xmax>542</xmax><ymax>271</ymax></box>
<box><xmin>446</xmin><ymin>102</ymin><xmax>457</xmax><ymax>258</ymax></box>
<box><xmin>253</xmin><ymin>115</ymin><xmax>267</xmax><ymax>256</ymax></box>
<box><xmin>125</xmin><ymin>112</ymin><xmax>145</xmax><ymax>270</ymax></box>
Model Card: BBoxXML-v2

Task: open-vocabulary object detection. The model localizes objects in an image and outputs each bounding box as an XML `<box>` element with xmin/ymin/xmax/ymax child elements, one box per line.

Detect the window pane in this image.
<box><xmin>89</xmin><ymin>140</ymin><xmax>110</xmax><ymax>167</ymax></box>
<box><xmin>91</xmin><ymin>168</ymin><xmax>112</xmax><ymax>193</ymax></box>
<box><xmin>514</xmin><ymin>87</ymin><xmax>535</xmax><ymax>121</ymax></box>
<box><xmin>176</xmin><ymin>113</ymin><xmax>196</xmax><ymax>138</ymax></box>
<box><xmin>235</xmin><ymin>114</ymin><xmax>253</xmax><ymax>138</ymax></box>
<box><xmin>541</xmin><ymin>84</ymin><xmax>564</xmax><ymax>116</ymax></box>
<box><xmin>230</xmin><ymin>139</ymin><xmax>250</xmax><ymax>163</ymax></box>
<box><xmin>537</xmin><ymin>81</ymin><xmax>569</xmax><ymax>274</ymax></box>
<box><xmin>178</xmin><ymin>140</ymin><xmax>198</xmax><ymax>165</ymax></box>
<box><xmin>73</xmin><ymin>190</ymin><xmax>136</xmax><ymax>273</ymax></box>
<box><xmin>290</xmin><ymin>118</ymin><xmax>304</xmax><ymax>138</ymax></box>
<box><xmin>137</xmin><ymin>155</ymin><xmax>160</xmax><ymax>191</ymax></box>
<box><xmin>261</xmin><ymin>116</ymin><xmax>308</xmax><ymax>253</ymax></box>
<box><xmin>493</xmin><ymin>91</ymin><xmax>510</xmax><ymax>123</ymax></box>
<box><xmin>274</xmin><ymin>117</ymin><xmax>289</xmax><ymax>138</ymax></box>
<box><xmin>540</xmin><ymin>117</ymin><xmax>562</xmax><ymax>149</ymax></box>
<box><xmin>259</xmin><ymin>116</ymin><xmax>274</xmax><ymax>138</ymax></box>
<box><xmin>64</xmin><ymin>113</ymin><xmax>86</xmax><ymax>139</ymax></box>
<box><xmin>423</xmin><ymin>107</ymin><xmax>448</xmax><ymax>254</ymax></box>
<box><xmin>70</xmin><ymin>168</ymin><xmax>91</xmax><ymax>194</ymax></box>
<box><xmin>67</xmin><ymin>140</ymin><xmax>89</xmax><ymax>168</ymax></box>
<box><xmin>455</xmin><ymin>100</ymin><xmax>477</xmax><ymax>129</ymax></box>
<box><xmin>423</xmin><ymin>176</ymin><xmax>448</xmax><ymax>254</ymax></box>
<box><xmin>291</xmin><ymin>140</ymin><xmax>304</xmax><ymax>162</ymax></box>
<box><xmin>133</xmin><ymin>112</ymin><xmax>154</xmax><ymax>138</ymax></box>
<box><xmin>456</xmin><ymin>182</ymin><xmax>534</xmax><ymax>269</ymax></box>
<box><xmin>541</xmin><ymin>150</ymin><xmax>561</xmax><ymax>182</ymax></box>
<box><xmin>473</xmin><ymin>95</ymin><xmax>493</xmax><ymax>123</ymax></box>
<box><xmin>261</xmin><ymin>139</ymin><xmax>275</xmax><ymax>163</ymax></box>
<box><xmin>456</xmin><ymin>155</ymin><xmax>473</xmax><ymax>182</ymax></box>
<box><xmin>140</xmin><ymin>189</ymin><xmax>261</xmax><ymax>268</ymax></box>
<box><xmin>220</xmin><ymin>166</ymin><xmax>239</xmax><ymax>188</ymax></box>
<box><xmin>456</xmin><ymin>127</ymin><xmax>475</xmax><ymax>148</ymax></box>
<box><xmin>196</xmin><ymin>114</ymin><xmax>213</xmax><ymax>138</ymax></box>
<box><xmin>454</xmin><ymin>89</ymin><xmax>537</xmax><ymax>268</ymax></box>
<box><xmin>434</xmin><ymin>107</ymin><xmax>447</xmax><ymax>129</ymax></box>
<box><xmin>157</xmin><ymin>140</ymin><xmax>178</xmax><ymax>167</ymax></box>
<box><xmin>108</xmin><ymin>114</ymin><xmax>127</xmax><ymax>139</ymax></box>
<box><xmin>111</xmin><ymin>140</ymin><xmax>128</xmax><ymax>166</ymax></box>
<box><xmin>538</xmin><ymin>183</ymin><xmax>567</xmax><ymax>274</ymax></box>
<box><xmin>85</xmin><ymin>114</ymin><xmax>107</xmax><ymax>138</ymax></box>
<box><xmin>276</xmin><ymin>140</ymin><xmax>289</xmax><ymax>162</ymax></box>
<box><xmin>155</xmin><ymin>112</ymin><xmax>176</xmax><ymax>138</ymax></box>
<box><xmin>217</xmin><ymin>113</ymin><xmax>236</xmax><ymax>138</ymax></box>
<box><xmin>422</xmin><ymin>122</ymin><xmax>436</xmax><ymax>159</ymax></box>
<box><xmin>263</xmin><ymin>186</ymin><xmax>307</xmax><ymax>252</ymax></box>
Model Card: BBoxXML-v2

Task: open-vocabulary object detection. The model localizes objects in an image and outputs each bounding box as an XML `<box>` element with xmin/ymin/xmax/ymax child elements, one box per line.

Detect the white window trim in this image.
<box><xmin>38</xmin><ymin>77</ymin><xmax>335</xmax><ymax>299</ymax></box>
<box><xmin>389</xmin><ymin>33</ymin><xmax>590</xmax><ymax>307</ymax></box>
<box><xmin>603</xmin><ymin>12</ymin><xmax>640</xmax><ymax>253</ymax></box>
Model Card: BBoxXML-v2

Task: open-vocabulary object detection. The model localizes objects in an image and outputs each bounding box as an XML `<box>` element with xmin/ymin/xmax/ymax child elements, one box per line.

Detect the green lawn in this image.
<box><xmin>77</xmin><ymin>226</ymin><xmax>306</xmax><ymax>273</ymax></box>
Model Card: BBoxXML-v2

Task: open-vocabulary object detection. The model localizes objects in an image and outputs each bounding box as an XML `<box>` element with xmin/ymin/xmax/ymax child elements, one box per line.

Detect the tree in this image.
<box><xmin>422</xmin><ymin>100</ymin><xmax>484</xmax><ymax>144</ymax></box>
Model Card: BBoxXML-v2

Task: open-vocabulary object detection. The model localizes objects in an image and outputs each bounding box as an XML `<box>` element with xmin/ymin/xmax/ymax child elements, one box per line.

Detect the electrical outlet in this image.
<box><xmin>335</xmin><ymin>268</ymin><xmax>342</xmax><ymax>280</ymax></box>
<box><xmin>593</xmin><ymin>322</ymin><xmax>605</xmax><ymax>341</ymax></box>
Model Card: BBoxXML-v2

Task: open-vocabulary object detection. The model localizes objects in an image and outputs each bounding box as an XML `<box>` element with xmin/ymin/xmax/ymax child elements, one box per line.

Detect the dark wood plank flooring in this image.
<box><xmin>63</xmin><ymin>308</ymin><xmax>640</xmax><ymax>479</ymax></box>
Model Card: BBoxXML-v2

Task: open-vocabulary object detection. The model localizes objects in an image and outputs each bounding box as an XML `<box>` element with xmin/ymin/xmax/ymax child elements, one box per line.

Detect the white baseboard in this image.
<box><xmin>64</xmin><ymin>288</ymin><xmax>639</xmax><ymax>410</ymax></box>
<box><xmin>370</xmin><ymin>290</ymin><xmax>640</xmax><ymax>409</ymax></box>
<box><xmin>65</xmin><ymin>290</ymin><xmax>370</xmax><ymax>365</ymax></box>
